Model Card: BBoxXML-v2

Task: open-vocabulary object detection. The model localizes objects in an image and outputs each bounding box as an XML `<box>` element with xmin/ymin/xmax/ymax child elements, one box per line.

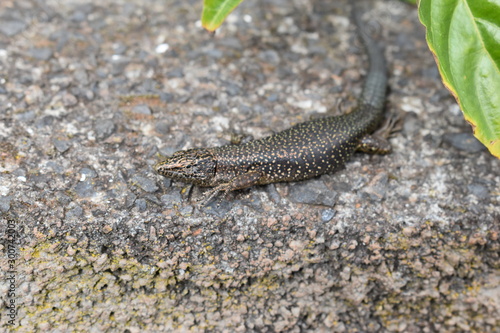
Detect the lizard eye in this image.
<box><xmin>155</xmin><ymin>148</ymin><xmax>216</xmax><ymax>184</ymax></box>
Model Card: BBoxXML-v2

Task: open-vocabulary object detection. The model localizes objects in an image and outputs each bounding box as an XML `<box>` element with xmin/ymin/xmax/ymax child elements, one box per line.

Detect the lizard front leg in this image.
<box><xmin>199</xmin><ymin>171</ymin><xmax>263</xmax><ymax>206</ymax></box>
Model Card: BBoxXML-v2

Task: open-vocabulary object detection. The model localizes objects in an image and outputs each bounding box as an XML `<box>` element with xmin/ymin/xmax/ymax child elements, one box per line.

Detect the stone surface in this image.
<box><xmin>0</xmin><ymin>0</ymin><xmax>498</xmax><ymax>332</ymax></box>
<box><xmin>0</xmin><ymin>20</ymin><xmax>27</xmax><ymax>37</ymax></box>
<box><xmin>443</xmin><ymin>132</ymin><xmax>487</xmax><ymax>153</ymax></box>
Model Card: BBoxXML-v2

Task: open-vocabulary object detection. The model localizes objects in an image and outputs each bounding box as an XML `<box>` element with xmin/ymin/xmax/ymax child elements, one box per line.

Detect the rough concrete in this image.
<box><xmin>0</xmin><ymin>0</ymin><xmax>499</xmax><ymax>332</ymax></box>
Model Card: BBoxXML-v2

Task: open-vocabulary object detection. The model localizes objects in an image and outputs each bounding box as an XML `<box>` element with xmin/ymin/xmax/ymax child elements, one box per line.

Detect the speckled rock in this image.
<box><xmin>288</xmin><ymin>179</ymin><xmax>338</xmax><ymax>206</ymax></box>
<box><xmin>0</xmin><ymin>20</ymin><xmax>27</xmax><ymax>37</ymax></box>
<box><xmin>0</xmin><ymin>196</ymin><xmax>12</xmax><ymax>212</ymax></box>
<box><xmin>443</xmin><ymin>132</ymin><xmax>487</xmax><ymax>153</ymax></box>
<box><xmin>0</xmin><ymin>0</ymin><xmax>499</xmax><ymax>332</ymax></box>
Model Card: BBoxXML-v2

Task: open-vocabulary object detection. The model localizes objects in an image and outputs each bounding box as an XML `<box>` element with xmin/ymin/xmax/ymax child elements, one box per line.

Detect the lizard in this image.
<box><xmin>155</xmin><ymin>5</ymin><xmax>395</xmax><ymax>205</ymax></box>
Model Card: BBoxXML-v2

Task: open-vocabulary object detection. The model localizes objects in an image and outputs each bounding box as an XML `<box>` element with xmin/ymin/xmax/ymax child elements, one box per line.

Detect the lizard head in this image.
<box><xmin>154</xmin><ymin>148</ymin><xmax>216</xmax><ymax>186</ymax></box>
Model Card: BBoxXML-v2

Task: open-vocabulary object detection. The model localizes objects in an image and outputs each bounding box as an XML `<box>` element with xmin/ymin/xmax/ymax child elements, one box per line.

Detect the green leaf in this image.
<box><xmin>202</xmin><ymin>0</ymin><xmax>244</xmax><ymax>32</ymax></box>
<box><xmin>419</xmin><ymin>0</ymin><xmax>500</xmax><ymax>158</ymax></box>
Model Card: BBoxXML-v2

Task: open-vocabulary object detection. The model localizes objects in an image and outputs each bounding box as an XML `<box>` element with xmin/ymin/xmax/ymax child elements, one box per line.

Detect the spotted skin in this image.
<box><xmin>155</xmin><ymin>6</ymin><xmax>391</xmax><ymax>203</ymax></box>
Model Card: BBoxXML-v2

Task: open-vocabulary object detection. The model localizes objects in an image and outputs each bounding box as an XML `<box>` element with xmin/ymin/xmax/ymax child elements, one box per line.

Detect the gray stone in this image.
<box><xmin>132</xmin><ymin>104</ymin><xmax>152</xmax><ymax>115</ymax></box>
<box><xmin>155</xmin><ymin>122</ymin><xmax>170</xmax><ymax>134</ymax></box>
<box><xmin>4</xmin><ymin>1</ymin><xmax>500</xmax><ymax>330</ymax></box>
<box><xmin>402</xmin><ymin>112</ymin><xmax>420</xmax><ymax>137</ymax></box>
<box><xmin>62</xmin><ymin>93</ymin><xmax>78</xmax><ymax>107</ymax></box>
<box><xmin>50</xmin><ymin>30</ymin><xmax>69</xmax><ymax>51</ymax></box>
<box><xmin>166</xmin><ymin>68</ymin><xmax>184</xmax><ymax>78</ymax></box>
<box><xmin>159</xmin><ymin>92</ymin><xmax>174</xmax><ymax>103</ymax></box>
<box><xmin>14</xmin><ymin>110</ymin><xmax>36</xmax><ymax>122</ymax></box>
<box><xmin>79</xmin><ymin>167</ymin><xmax>97</xmax><ymax>178</ymax></box>
<box><xmin>74</xmin><ymin>69</ymin><xmax>89</xmax><ymax>85</ymax></box>
<box><xmin>125</xmin><ymin>192</ymin><xmax>137</xmax><ymax>208</ymax></box>
<box><xmin>421</xmin><ymin>65</ymin><xmax>440</xmax><ymax>79</ymax></box>
<box><xmin>0</xmin><ymin>20</ymin><xmax>27</xmax><ymax>37</ymax></box>
<box><xmin>132</xmin><ymin>175</ymin><xmax>159</xmax><ymax>193</ymax></box>
<box><xmin>74</xmin><ymin>181</ymin><xmax>96</xmax><ymax>198</ymax></box>
<box><xmin>70</xmin><ymin>11</ymin><xmax>87</xmax><ymax>22</ymax></box>
<box><xmin>266</xmin><ymin>184</ymin><xmax>281</xmax><ymax>203</ymax></box>
<box><xmin>112</xmin><ymin>42</ymin><xmax>127</xmax><ymax>55</ymax></box>
<box><xmin>46</xmin><ymin>162</ymin><xmax>64</xmax><ymax>174</ymax></box>
<box><xmin>35</xmin><ymin>115</ymin><xmax>55</xmax><ymax>128</ymax></box>
<box><xmin>216</xmin><ymin>37</ymin><xmax>243</xmax><ymax>50</ymax></box>
<box><xmin>204</xmin><ymin>198</ymin><xmax>233</xmax><ymax>217</ymax></box>
<box><xmin>195</xmin><ymin>92</ymin><xmax>216</xmax><ymax>105</ymax></box>
<box><xmin>206</xmin><ymin>49</ymin><xmax>223</xmax><ymax>59</ymax></box>
<box><xmin>16</xmin><ymin>137</ymin><xmax>32</xmax><ymax>151</ymax></box>
<box><xmin>111</xmin><ymin>55</ymin><xmax>130</xmax><ymax>75</ymax></box>
<box><xmin>12</xmin><ymin>168</ymin><xmax>26</xmax><ymax>178</ymax></box>
<box><xmin>29</xmin><ymin>47</ymin><xmax>53</xmax><ymax>61</ymax></box>
<box><xmin>0</xmin><ymin>196</ymin><xmax>12</xmax><ymax>212</ymax></box>
<box><xmin>267</xmin><ymin>93</ymin><xmax>279</xmax><ymax>102</ymax></box>
<box><xmin>467</xmin><ymin>183</ymin><xmax>489</xmax><ymax>200</ymax></box>
<box><xmin>360</xmin><ymin>173</ymin><xmax>389</xmax><ymax>202</ymax></box>
<box><xmin>159</xmin><ymin>177</ymin><xmax>172</xmax><ymax>188</ymax></box>
<box><xmin>258</xmin><ymin>50</ymin><xmax>280</xmax><ymax>65</ymax></box>
<box><xmin>177</xmin><ymin>95</ymin><xmax>190</xmax><ymax>103</ymax></box>
<box><xmin>443</xmin><ymin>132</ymin><xmax>486</xmax><ymax>153</ymax></box>
<box><xmin>50</xmin><ymin>75</ymin><xmax>72</xmax><ymax>88</ymax></box>
<box><xmin>135</xmin><ymin>198</ymin><xmax>147</xmax><ymax>211</ymax></box>
<box><xmin>31</xmin><ymin>174</ymin><xmax>50</xmax><ymax>188</ymax></box>
<box><xmin>144</xmin><ymin>194</ymin><xmax>162</xmax><ymax>206</ymax></box>
<box><xmin>223</xmin><ymin>81</ymin><xmax>241</xmax><ymax>96</ymax></box>
<box><xmin>321</xmin><ymin>209</ymin><xmax>336</xmax><ymax>222</ymax></box>
<box><xmin>52</xmin><ymin>138</ymin><xmax>71</xmax><ymax>153</ymax></box>
<box><xmin>289</xmin><ymin>179</ymin><xmax>338</xmax><ymax>206</ymax></box>
<box><xmin>94</xmin><ymin>119</ymin><xmax>116</xmax><ymax>140</ymax></box>
<box><xmin>179</xmin><ymin>205</ymin><xmax>194</xmax><ymax>216</ymax></box>
<box><xmin>57</xmin><ymin>192</ymin><xmax>72</xmax><ymax>205</ymax></box>
<box><xmin>66</xmin><ymin>206</ymin><xmax>83</xmax><ymax>218</ymax></box>
<box><xmin>160</xmin><ymin>191</ymin><xmax>182</xmax><ymax>209</ymax></box>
